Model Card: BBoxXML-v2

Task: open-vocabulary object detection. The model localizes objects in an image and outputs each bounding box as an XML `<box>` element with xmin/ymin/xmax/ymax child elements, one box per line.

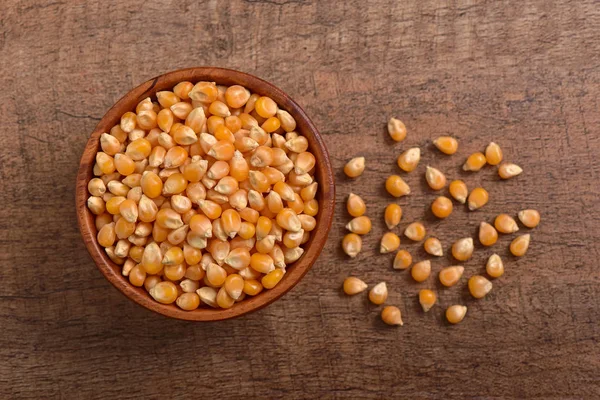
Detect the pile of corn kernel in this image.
<box><xmin>341</xmin><ymin>118</ymin><xmax>540</xmax><ymax>326</ymax></box>
<box><xmin>87</xmin><ymin>81</ymin><xmax>319</xmax><ymax>310</ymax></box>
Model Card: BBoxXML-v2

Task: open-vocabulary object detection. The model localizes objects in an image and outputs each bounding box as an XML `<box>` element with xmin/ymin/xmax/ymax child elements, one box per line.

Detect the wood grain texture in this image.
<box><xmin>1</xmin><ymin>0</ymin><xmax>599</xmax><ymax>398</ymax></box>
<box><xmin>76</xmin><ymin>67</ymin><xmax>335</xmax><ymax>321</ymax></box>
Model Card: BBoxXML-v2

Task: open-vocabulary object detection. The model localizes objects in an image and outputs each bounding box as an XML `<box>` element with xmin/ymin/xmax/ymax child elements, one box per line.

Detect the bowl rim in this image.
<box><xmin>75</xmin><ymin>67</ymin><xmax>335</xmax><ymax>321</ymax></box>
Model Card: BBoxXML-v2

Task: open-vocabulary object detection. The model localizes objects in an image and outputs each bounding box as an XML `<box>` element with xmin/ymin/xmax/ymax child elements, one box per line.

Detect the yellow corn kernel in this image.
<box><xmin>276</xmin><ymin>109</ymin><xmax>296</xmax><ymax>132</ymax></box>
<box><xmin>173</xmin><ymin>81</ymin><xmax>193</xmax><ymax>99</ymax></box>
<box><xmin>468</xmin><ymin>275</ymin><xmax>493</xmax><ymax>299</ymax></box>
<box><xmin>255</xmin><ymin>216</ymin><xmax>273</xmax><ymax>241</ymax></box>
<box><xmin>387</xmin><ymin>117</ymin><xmax>406</xmax><ymax>142</ymax></box>
<box><xmin>110</xmin><ymin>125</ymin><xmax>128</xmax><ymax>143</ymax></box>
<box><xmin>452</xmin><ymin>238</ymin><xmax>474</xmax><ymax>261</ymax></box>
<box><xmin>88</xmin><ymin>178</ymin><xmax>106</xmax><ymax>197</ymax></box>
<box><xmin>433</xmin><ymin>136</ymin><xmax>458</xmax><ymax>155</ymax></box>
<box><xmin>140</xmin><ymin>171</ymin><xmax>163</xmax><ymax>199</ymax></box>
<box><xmin>120</xmin><ymin>111</ymin><xmax>137</xmax><ymax>133</ymax></box>
<box><xmin>383</xmin><ymin>203</ymin><xmax>402</xmax><ymax>230</ymax></box>
<box><xmin>446</xmin><ymin>305</ymin><xmax>467</xmax><ymax>324</ymax></box>
<box><xmin>298</xmin><ymin>214</ymin><xmax>316</xmax><ymax>232</ymax></box>
<box><xmin>283</xmin><ymin>246</ymin><xmax>304</xmax><ymax>264</ymax></box>
<box><xmin>486</xmin><ymin>254</ymin><xmax>504</xmax><ymax>278</ymax></box>
<box><xmin>425</xmin><ymin>166</ymin><xmax>446</xmax><ymax>190</ymax></box>
<box><xmin>197</xmin><ymin>286</ymin><xmax>218</xmax><ymax>308</ymax></box>
<box><xmin>128</xmin><ymin>265</ymin><xmax>146</xmax><ymax>287</ymax></box>
<box><xmin>431</xmin><ymin>196</ymin><xmax>453</xmax><ymax>219</ymax></box>
<box><xmin>347</xmin><ymin>193</ymin><xmax>366</xmax><ymax>217</ymax></box>
<box><xmin>221</xmin><ymin>273</ymin><xmax>243</xmax><ymax>300</ymax></box>
<box><xmin>261</xmin><ymin>116</ymin><xmax>281</xmax><ymax>133</ymax></box>
<box><xmin>197</xmin><ymin>199</ymin><xmax>222</xmax><ymax>220</ymax></box>
<box><xmin>161</xmin><ymin>246</ymin><xmax>184</xmax><ymax>266</ymax></box>
<box><xmin>380</xmin><ymin>232</ymin><xmax>401</xmax><ymax>254</ymax></box>
<box><xmin>250</xmin><ymin>253</ymin><xmax>275</xmax><ymax>274</ymax></box>
<box><xmin>141</xmin><ymin>242</ymin><xmax>163</xmax><ymax>274</ymax></box>
<box><xmin>176</xmin><ymin>292</ymin><xmax>200</xmax><ymax>311</ymax></box>
<box><xmin>107</xmin><ymin>181</ymin><xmax>130</xmax><ymax>197</ymax></box>
<box><xmin>149</xmin><ymin>281</ymin><xmax>178</xmax><ymax>304</ymax></box>
<box><xmin>342</xmin><ymin>277</ymin><xmax>368</xmax><ymax>295</ymax></box>
<box><xmin>518</xmin><ymin>209</ymin><xmax>540</xmax><ymax>228</ymax></box>
<box><xmin>157</xmin><ymin>108</ymin><xmax>174</xmax><ymax>133</ymax></box>
<box><xmin>463</xmin><ymin>152</ymin><xmax>487</xmax><ymax>171</ymax></box>
<box><xmin>239</xmin><ymin>207</ymin><xmax>259</xmax><ymax>224</ymax></box>
<box><xmin>287</xmin><ymin>193</ymin><xmax>305</xmax><ymax>215</ymax></box>
<box><xmin>189</xmin><ymin>82</ymin><xmax>218</xmax><ymax>104</ymax></box>
<box><xmin>243</xmin><ymin>279</ymin><xmax>263</xmax><ymax>296</ymax></box>
<box><xmin>385</xmin><ymin>175</ymin><xmax>410</xmax><ymax>197</ymax></box>
<box><xmin>96</xmin><ymin>152</ymin><xmax>115</xmax><ymax>174</ymax></box>
<box><xmin>300</xmin><ymin>182</ymin><xmax>318</xmax><ymax>202</ymax></box>
<box><xmin>346</xmin><ymin>216</ymin><xmax>372</xmax><ymax>235</ymax></box>
<box><xmin>224</xmin><ymin>247</ymin><xmax>251</xmax><ymax>270</ymax></box>
<box><xmin>100</xmin><ymin>133</ymin><xmax>121</xmax><ymax>156</ymax></box>
<box><xmin>262</xmin><ymin>268</ymin><xmax>285</xmax><ymax>289</ymax></box>
<box><xmin>266</xmin><ymin>191</ymin><xmax>284</xmax><ymax>214</ymax></box>
<box><xmin>344</xmin><ymin>157</ymin><xmax>365</xmax><ymax>178</ymax></box>
<box><xmin>393</xmin><ymin>250</ymin><xmax>412</xmax><ymax>270</ymax></box>
<box><xmin>411</xmin><ymin>260</ymin><xmax>431</xmax><ymax>282</ymax></box>
<box><xmin>185</xmin><ymin>264</ymin><xmax>206</xmax><ymax>281</ymax></box>
<box><xmin>153</xmin><ymin>224</ymin><xmax>169</xmax><ymax>243</ymax></box>
<box><xmin>182</xmin><ymin>243</ymin><xmax>202</xmax><ymax>266</ymax></box>
<box><xmin>207</xmin><ymin>140</ymin><xmax>235</xmax><ymax>161</ymax></box>
<box><xmin>205</xmin><ymin>263</ymin><xmax>227</xmax><ymax>287</ymax></box>
<box><xmin>137</xmin><ymin>195</ymin><xmax>157</xmax><ymax>223</ymax></box>
<box><xmin>97</xmin><ymin>222</ymin><xmax>116</xmax><ymax>247</ymax></box>
<box><xmin>479</xmin><ymin>222</ymin><xmax>498</xmax><ymax>246</ymax></box>
<box><xmin>163</xmin><ymin>146</ymin><xmax>188</xmax><ymax>169</ymax></box>
<box><xmin>272</xmin><ymin>181</ymin><xmax>294</xmax><ymax>202</ymax></box>
<box><xmin>136</xmin><ymin>97</ymin><xmax>153</xmax><ymax>113</ymax></box>
<box><xmin>495</xmin><ymin>214</ymin><xmax>519</xmax><ymax>233</ymax></box>
<box><xmin>155</xmin><ymin>209</ymin><xmax>183</xmax><ymax>230</ymax></box>
<box><xmin>381</xmin><ymin>306</ymin><xmax>403</xmax><ymax>326</ymax></box>
<box><xmin>163</xmin><ymin>263</ymin><xmax>186</xmax><ymax>281</ymax></box>
<box><xmin>156</xmin><ymin>91</ymin><xmax>180</xmax><ymax>108</ymax></box>
<box><xmin>126</xmin><ymin>138</ymin><xmax>151</xmax><ymax>161</ymax></box>
<box><xmin>342</xmin><ymin>233</ymin><xmax>362</xmax><ymax>258</ymax></box>
<box><xmin>510</xmin><ymin>234</ymin><xmax>530</xmax><ymax>256</ymax></box>
<box><xmin>294</xmin><ymin>152</ymin><xmax>316</xmax><ymax>175</ymax></box>
<box><xmin>87</xmin><ymin>196</ymin><xmax>106</xmax><ymax>215</ymax></box>
<box><xmin>439</xmin><ymin>266</ymin><xmax>464</xmax><ymax>287</ymax></box>
<box><xmin>397</xmin><ymin>147</ymin><xmax>420</xmax><ymax>172</ymax></box>
<box><xmin>369</xmin><ymin>282</ymin><xmax>388</xmax><ymax>305</ymax></box>
<box><xmin>118</xmin><ymin>199</ymin><xmax>138</xmax><ymax>223</ymax></box>
<box><xmin>143</xmin><ymin>275</ymin><xmax>161</xmax><ymax>292</ymax></box>
<box><xmin>114</xmin><ymin>153</ymin><xmax>135</xmax><ymax>176</ymax></box>
<box><xmin>254</xmin><ymin>96</ymin><xmax>278</xmax><ymax>118</ymax></box>
<box><xmin>449</xmin><ymin>180</ymin><xmax>468</xmax><ymax>204</ymax></box>
<box><xmin>95</xmin><ymin>213</ymin><xmax>113</xmax><ymax>231</ymax></box>
<box><xmin>424</xmin><ymin>237</ymin><xmax>443</xmax><ymax>256</ymax></box>
<box><xmin>303</xmin><ymin>199</ymin><xmax>319</xmax><ymax>217</ymax></box>
<box><xmin>419</xmin><ymin>289</ymin><xmax>437</xmax><ymax>312</ymax></box>
<box><xmin>276</xmin><ymin>208</ymin><xmax>302</xmax><ymax>232</ymax></box>
<box><xmin>485</xmin><ymin>142</ymin><xmax>503</xmax><ymax>165</ymax></box>
<box><xmin>404</xmin><ymin>222</ymin><xmax>426</xmax><ymax>241</ymax></box>
<box><xmin>498</xmin><ymin>163</ymin><xmax>523</xmax><ymax>179</ymax></box>
<box><xmin>105</xmin><ymin>196</ymin><xmax>126</xmax><ymax>215</ymax></box>
<box><xmin>468</xmin><ymin>187</ymin><xmax>489</xmax><ymax>211</ymax></box>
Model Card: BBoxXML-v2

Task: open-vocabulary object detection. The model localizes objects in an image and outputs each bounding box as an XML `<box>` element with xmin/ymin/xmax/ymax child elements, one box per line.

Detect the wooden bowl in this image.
<box><xmin>76</xmin><ymin>67</ymin><xmax>335</xmax><ymax>321</ymax></box>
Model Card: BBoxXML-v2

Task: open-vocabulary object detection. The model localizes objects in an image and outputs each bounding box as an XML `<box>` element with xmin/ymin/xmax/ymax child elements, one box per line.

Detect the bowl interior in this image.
<box><xmin>76</xmin><ymin>67</ymin><xmax>335</xmax><ymax>321</ymax></box>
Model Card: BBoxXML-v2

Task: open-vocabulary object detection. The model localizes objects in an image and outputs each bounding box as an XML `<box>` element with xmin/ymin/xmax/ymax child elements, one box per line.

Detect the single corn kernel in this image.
<box><xmin>105</xmin><ymin>196</ymin><xmax>126</xmax><ymax>215</ymax></box>
<box><xmin>276</xmin><ymin>208</ymin><xmax>302</xmax><ymax>232</ymax></box>
<box><xmin>485</xmin><ymin>142</ymin><xmax>503</xmax><ymax>165</ymax></box>
<box><xmin>294</xmin><ymin>152</ymin><xmax>316</xmax><ymax>175</ymax></box>
<box><xmin>208</xmin><ymin>140</ymin><xmax>235</xmax><ymax>161</ymax></box>
<box><xmin>439</xmin><ymin>266</ymin><xmax>464</xmax><ymax>287</ymax></box>
<box><xmin>495</xmin><ymin>214</ymin><xmax>519</xmax><ymax>233</ymax></box>
<box><xmin>479</xmin><ymin>222</ymin><xmax>498</xmax><ymax>246</ymax></box>
<box><xmin>346</xmin><ymin>193</ymin><xmax>366</xmax><ymax>217</ymax></box>
<box><xmin>255</xmin><ymin>216</ymin><xmax>273</xmax><ymax>241</ymax></box>
<box><xmin>224</xmin><ymin>247</ymin><xmax>251</xmax><ymax>270</ymax></box>
<box><xmin>451</xmin><ymin>238</ymin><xmax>474</xmax><ymax>261</ymax></box>
<box><xmin>149</xmin><ymin>281</ymin><xmax>178</xmax><ymax>304</ymax></box>
<box><xmin>381</xmin><ymin>306</ymin><xmax>403</xmax><ymax>326</ymax></box>
<box><xmin>431</xmin><ymin>196</ymin><xmax>453</xmax><ymax>219</ymax></box>
<box><xmin>120</xmin><ymin>111</ymin><xmax>137</xmax><ymax>132</ymax></box>
<box><xmin>449</xmin><ymin>180</ymin><xmax>468</xmax><ymax>204</ymax></box>
<box><xmin>163</xmin><ymin>263</ymin><xmax>186</xmax><ymax>281</ymax></box>
<box><xmin>342</xmin><ymin>277</ymin><xmax>368</xmax><ymax>295</ymax></box>
<box><xmin>250</xmin><ymin>253</ymin><xmax>275</xmax><ymax>274</ymax></box>
<box><xmin>96</xmin><ymin>152</ymin><xmax>115</xmax><ymax>174</ymax></box>
<box><xmin>342</xmin><ymin>233</ymin><xmax>362</xmax><ymax>258</ymax></box>
<box><xmin>385</xmin><ymin>175</ymin><xmax>410</xmax><ymax>197</ymax></box>
<box><xmin>433</xmin><ymin>136</ymin><xmax>458</xmax><ymax>155</ymax></box>
<box><xmin>298</xmin><ymin>214</ymin><xmax>316</xmax><ymax>232</ymax></box>
<box><xmin>276</xmin><ymin>109</ymin><xmax>296</xmax><ymax>132</ymax></box>
<box><xmin>468</xmin><ymin>275</ymin><xmax>493</xmax><ymax>299</ymax></box>
<box><xmin>100</xmin><ymin>133</ymin><xmax>121</xmax><ymax>155</ymax></box>
<box><xmin>262</xmin><ymin>268</ymin><xmax>285</xmax><ymax>289</ymax></box>
<box><xmin>425</xmin><ymin>166</ymin><xmax>446</xmax><ymax>191</ymax></box>
<box><xmin>380</xmin><ymin>232</ymin><xmax>401</xmax><ymax>254</ymax></box>
<box><xmin>404</xmin><ymin>222</ymin><xmax>426</xmax><ymax>241</ymax></box>
<box><xmin>304</xmin><ymin>199</ymin><xmax>319</xmax><ymax>217</ymax></box>
<box><xmin>126</xmin><ymin>138</ymin><xmax>152</xmax><ymax>161</ymax></box>
<box><xmin>468</xmin><ymin>187</ymin><xmax>489</xmax><ymax>211</ymax></box>
<box><xmin>463</xmin><ymin>152</ymin><xmax>487</xmax><ymax>171</ymax></box>
<box><xmin>243</xmin><ymin>279</ymin><xmax>263</xmax><ymax>296</ymax></box>
<box><xmin>224</xmin><ymin>85</ymin><xmax>250</xmax><ymax>108</ymax></box>
<box><xmin>173</xmin><ymin>81</ymin><xmax>193</xmax><ymax>99</ymax></box>
<box><xmin>176</xmin><ymin>292</ymin><xmax>200</xmax><ymax>311</ymax></box>
<box><xmin>197</xmin><ymin>286</ymin><xmax>218</xmax><ymax>307</ymax></box>
<box><xmin>95</xmin><ymin>213</ymin><xmax>113</xmax><ymax>230</ymax></box>
<box><xmin>368</xmin><ymin>282</ymin><xmax>388</xmax><ymax>305</ymax></box>
<box><xmin>397</xmin><ymin>148</ymin><xmax>420</xmax><ymax>172</ymax></box>
<box><xmin>380</xmin><ymin>204</ymin><xmax>402</xmax><ymax>232</ymax></box>
<box><xmin>88</xmin><ymin>178</ymin><xmax>106</xmax><ymax>197</ymax></box>
<box><xmin>518</xmin><ymin>209</ymin><xmax>541</xmax><ymax>228</ymax></box>
<box><xmin>256</xmin><ymin>235</ymin><xmax>277</xmax><ymax>254</ymax></box>
<box><xmin>261</xmin><ymin>116</ymin><xmax>281</xmax><ymax>133</ymax></box>
<box><xmin>156</xmin><ymin>208</ymin><xmax>184</xmax><ymax>229</ymax></box>
<box><xmin>141</xmin><ymin>171</ymin><xmax>163</xmax><ymax>199</ymax></box>
<box><xmin>254</xmin><ymin>96</ymin><xmax>278</xmax><ymax>118</ymax></box>
<box><xmin>224</xmin><ymin>274</ymin><xmax>244</xmax><ymax>300</ymax></box>
<box><xmin>344</xmin><ymin>157</ymin><xmax>365</xmax><ymax>178</ymax></box>
<box><xmin>206</xmin><ymin>263</ymin><xmax>227</xmax><ymax>287</ymax></box>
<box><xmin>216</xmin><ymin>287</ymin><xmax>235</xmax><ymax>308</ymax></box>
<box><xmin>498</xmin><ymin>163</ymin><xmax>523</xmax><ymax>179</ymax></box>
<box><xmin>185</xmin><ymin>264</ymin><xmax>205</xmax><ymax>281</ymax></box>
<box><xmin>393</xmin><ymin>250</ymin><xmax>412</xmax><ymax>270</ymax></box>
<box><xmin>266</xmin><ymin>191</ymin><xmax>284</xmax><ymax>214</ymax></box>
<box><xmin>141</xmin><ymin>242</ymin><xmax>163</xmax><ymax>274</ymax></box>
<box><xmin>119</xmin><ymin>199</ymin><xmax>138</xmax><ymax>223</ymax></box>
<box><xmin>486</xmin><ymin>254</ymin><xmax>504</xmax><ymax>278</ymax></box>
<box><xmin>157</xmin><ymin>108</ymin><xmax>175</xmax><ymax>132</ymax></box>
<box><xmin>282</xmin><ymin>246</ymin><xmax>304</xmax><ymax>264</ymax></box>
<box><xmin>411</xmin><ymin>260</ymin><xmax>431</xmax><ymax>282</ymax></box>
<box><xmin>97</xmin><ymin>222</ymin><xmax>116</xmax><ymax>247</ymax></box>
<box><xmin>346</xmin><ymin>216</ymin><xmax>372</xmax><ymax>235</ymax></box>
<box><xmin>270</xmin><ymin>245</ymin><xmax>286</xmax><ymax>268</ymax></box>
<box><xmin>87</xmin><ymin>196</ymin><xmax>106</xmax><ymax>215</ymax></box>
<box><xmin>387</xmin><ymin>117</ymin><xmax>407</xmax><ymax>142</ymax></box>
<box><xmin>424</xmin><ymin>237</ymin><xmax>443</xmax><ymax>256</ymax></box>
<box><xmin>198</xmin><ymin>200</ymin><xmax>222</xmax><ymax>220</ymax></box>
<box><xmin>510</xmin><ymin>234</ymin><xmax>530</xmax><ymax>256</ymax></box>
<box><xmin>143</xmin><ymin>275</ymin><xmax>161</xmax><ymax>292</ymax></box>
<box><xmin>419</xmin><ymin>289</ymin><xmax>437</xmax><ymax>312</ymax></box>
<box><xmin>128</xmin><ymin>265</ymin><xmax>146</xmax><ymax>287</ymax></box>
<box><xmin>446</xmin><ymin>305</ymin><xmax>467</xmax><ymax>324</ymax></box>
<box><xmin>162</xmin><ymin>246</ymin><xmax>184</xmax><ymax>265</ymax></box>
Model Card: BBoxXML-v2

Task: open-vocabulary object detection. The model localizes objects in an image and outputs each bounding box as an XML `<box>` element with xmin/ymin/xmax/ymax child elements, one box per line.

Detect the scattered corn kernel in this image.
<box><xmin>510</xmin><ymin>234</ymin><xmax>530</xmax><ymax>256</ymax></box>
<box><xmin>486</xmin><ymin>254</ymin><xmax>504</xmax><ymax>278</ymax></box>
<box><xmin>342</xmin><ymin>233</ymin><xmax>362</xmax><ymax>258</ymax></box>
<box><xmin>425</xmin><ymin>166</ymin><xmax>446</xmax><ymax>190</ymax></box>
<box><xmin>463</xmin><ymin>152</ymin><xmax>487</xmax><ymax>171</ymax></box>
<box><xmin>433</xmin><ymin>136</ymin><xmax>458</xmax><ymax>155</ymax></box>
<box><xmin>381</xmin><ymin>306</ymin><xmax>403</xmax><ymax>326</ymax></box>
<box><xmin>468</xmin><ymin>275</ymin><xmax>493</xmax><ymax>299</ymax></box>
<box><xmin>368</xmin><ymin>282</ymin><xmax>388</xmax><ymax>305</ymax></box>
<box><xmin>387</xmin><ymin>118</ymin><xmax>407</xmax><ymax>142</ymax></box>
<box><xmin>439</xmin><ymin>266</ymin><xmax>464</xmax><ymax>287</ymax></box>
<box><xmin>424</xmin><ymin>237</ymin><xmax>443</xmax><ymax>257</ymax></box>
<box><xmin>518</xmin><ymin>209</ymin><xmax>540</xmax><ymax>228</ymax></box>
<box><xmin>346</xmin><ymin>216</ymin><xmax>372</xmax><ymax>235</ymax></box>
<box><xmin>384</xmin><ymin>203</ymin><xmax>402</xmax><ymax>229</ymax></box>
<box><xmin>397</xmin><ymin>148</ymin><xmax>420</xmax><ymax>172</ymax></box>
<box><xmin>485</xmin><ymin>142</ymin><xmax>503</xmax><ymax>165</ymax></box>
<box><xmin>385</xmin><ymin>175</ymin><xmax>410</xmax><ymax>197</ymax></box>
<box><xmin>449</xmin><ymin>180</ymin><xmax>468</xmax><ymax>204</ymax></box>
<box><xmin>418</xmin><ymin>289</ymin><xmax>437</xmax><ymax>312</ymax></box>
<box><xmin>498</xmin><ymin>163</ymin><xmax>523</xmax><ymax>179</ymax></box>
<box><xmin>380</xmin><ymin>232</ymin><xmax>401</xmax><ymax>254</ymax></box>
<box><xmin>393</xmin><ymin>250</ymin><xmax>412</xmax><ymax>270</ymax></box>
<box><xmin>343</xmin><ymin>277</ymin><xmax>368</xmax><ymax>295</ymax></box>
<box><xmin>468</xmin><ymin>187</ymin><xmax>489</xmax><ymax>211</ymax></box>
<box><xmin>344</xmin><ymin>157</ymin><xmax>365</xmax><ymax>178</ymax></box>
<box><xmin>347</xmin><ymin>193</ymin><xmax>366</xmax><ymax>217</ymax></box>
<box><xmin>404</xmin><ymin>222</ymin><xmax>426</xmax><ymax>241</ymax></box>
<box><xmin>431</xmin><ymin>196</ymin><xmax>453</xmax><ymax>219</ymax></box>
<box><xmin>479</xmin><ymin>222</ymin><xmax>498</xmax><ymax>246</ymax></box>
<box><xmin>446</xmin><ymin>305</ymin><xmax>467</xmax><ymax>324</ymax></box>
<box><xmin>411</xmin><ymin>260</ymin><xmax>431</xmax><ymax>282</ymax></box>
<box><xmin>495</xmin><ymin>214</ymin><xmax>519</xmax><ymax>233</ymax></box>
<box><xmin>451</xmin><ymin>238</ymin><xmax>474</xmax><ymax>261</ymax></box>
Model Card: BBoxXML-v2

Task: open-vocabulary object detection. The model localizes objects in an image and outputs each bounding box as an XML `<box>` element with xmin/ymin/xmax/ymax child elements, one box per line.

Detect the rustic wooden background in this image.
<box><xmin>1</xmin><ymin>0</ymin><xmax>599</xmax><ymax>398</ymax></box>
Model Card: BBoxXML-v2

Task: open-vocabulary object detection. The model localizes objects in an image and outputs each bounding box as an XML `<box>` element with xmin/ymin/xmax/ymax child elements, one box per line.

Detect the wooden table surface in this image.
<box><xmin>1</xmin><ymin>1</ymin><xmax>599</xmax><ymax>398</ymax></box>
